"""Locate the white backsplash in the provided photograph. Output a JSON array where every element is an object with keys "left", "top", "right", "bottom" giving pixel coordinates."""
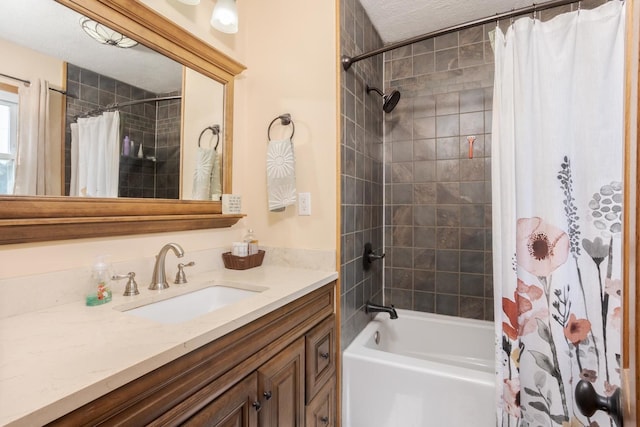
[{"left": 0, "top": 246, "right": 336, "bottom": 319}]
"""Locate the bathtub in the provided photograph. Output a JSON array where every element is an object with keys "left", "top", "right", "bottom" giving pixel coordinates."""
[{"left": 342, "top": 309, "right": 495, "bottom": 427}]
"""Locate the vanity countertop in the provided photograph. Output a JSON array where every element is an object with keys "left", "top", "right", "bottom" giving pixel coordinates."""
[{"left": 0, "top": 265, "right": 338, "bottom": 426}]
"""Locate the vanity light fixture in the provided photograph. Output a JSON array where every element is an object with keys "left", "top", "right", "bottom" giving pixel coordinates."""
[
  {"left": 80, "top": 17, "right": 138, "bottom": 48},
  {"left": 210, "top": 0, "right": 238, "bottom": 34}
]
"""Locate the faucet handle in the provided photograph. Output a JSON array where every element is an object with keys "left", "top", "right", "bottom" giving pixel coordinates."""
[
  {"left": 174, "top": 261, "right": 195, "bottom": 285},
  {"left": 363, "top": 242, "right": 385, "bottom": 271},
  {"left": 112, "top": 272, "right": 140, "bottom": 296}
]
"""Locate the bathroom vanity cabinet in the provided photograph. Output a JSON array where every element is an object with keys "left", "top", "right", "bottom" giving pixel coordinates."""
[{"left": 47, "top": 282, "right": 336, "bottom": 426}]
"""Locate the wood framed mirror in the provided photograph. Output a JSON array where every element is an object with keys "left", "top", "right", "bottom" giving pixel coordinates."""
[{"left": 0, "top": 0, "right": 246, "bottom": 244}]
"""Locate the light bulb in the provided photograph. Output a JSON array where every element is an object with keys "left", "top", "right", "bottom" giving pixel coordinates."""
[{"left": 210, "top": 0, "right": 238, "bottom": 34}]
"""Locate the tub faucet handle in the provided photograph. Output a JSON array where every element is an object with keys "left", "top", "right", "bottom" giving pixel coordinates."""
[{"left": 363, "top": 242, "right": 385, "bottom": 270}]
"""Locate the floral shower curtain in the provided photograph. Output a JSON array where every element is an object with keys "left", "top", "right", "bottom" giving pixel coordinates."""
[{"left": 492, "top": 2, "right": 625, "bottom": 426}]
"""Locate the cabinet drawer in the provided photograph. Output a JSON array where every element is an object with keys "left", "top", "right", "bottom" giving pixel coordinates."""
[
  {"left": 183, "top": 373, "right": 259, "bottom": 427},
  {"left": 305, "top": 377, "right": 336, "bottom": 427},
  {"left": 305, "top": 315, "right": 335, "bottom": 403}
]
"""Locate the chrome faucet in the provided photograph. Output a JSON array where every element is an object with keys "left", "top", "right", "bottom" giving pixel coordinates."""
[
  {"left": 365, "top": 301, "right": 398, "bottom": 319},
  {"left": 149, "top": 243, "right": 184, "bottom": 290}
]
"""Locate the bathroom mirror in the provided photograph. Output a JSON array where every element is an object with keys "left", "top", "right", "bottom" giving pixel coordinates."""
[{"left": 0, "top": 0, "right": 246, "bottom": 244}]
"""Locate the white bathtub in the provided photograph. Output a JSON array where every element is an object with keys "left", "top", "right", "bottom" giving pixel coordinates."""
[{"left": 342, "top": 309, "right": 496, "bottom": 427}]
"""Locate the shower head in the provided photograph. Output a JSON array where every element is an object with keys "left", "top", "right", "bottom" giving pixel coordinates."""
[{"left": 366, "top": 85, "right": 401, "bottom": 113}]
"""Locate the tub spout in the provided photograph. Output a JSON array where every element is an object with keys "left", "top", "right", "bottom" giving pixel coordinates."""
[{"left": 365, "top": 301, "right": 398, "bottom": 319}]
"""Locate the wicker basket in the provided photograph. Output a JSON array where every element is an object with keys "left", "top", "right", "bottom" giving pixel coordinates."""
[{"left": 222, "top": 250, "right": 265, "bottom": 270}]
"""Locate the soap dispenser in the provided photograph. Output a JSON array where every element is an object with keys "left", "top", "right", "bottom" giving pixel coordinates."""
[{"left": 86, "top": 256, "right": 113, "bottom": 306}]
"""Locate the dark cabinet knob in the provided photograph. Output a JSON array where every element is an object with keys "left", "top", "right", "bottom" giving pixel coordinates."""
[
  {"left": 575, "top": 380, "right": 622, "bottom": 427},
  {"left": 252, "top": 401, "right": 262, "bottom": 412},
  {"left": 321, "top": 416, "right": 329, "bottom": 424},
  {"left": 263, "top": 391, "right": 272, "bottom": 400},
  {"left": 319, "top": 352, "right": 330, "bottom": 360}
]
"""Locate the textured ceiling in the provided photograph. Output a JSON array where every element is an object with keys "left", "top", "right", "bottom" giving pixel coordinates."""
[
  {"left": 0, "top": 0, "right": 182, "bottom": 94},
  {"left": 359, "top": 0, "right": 536, "bottom": 43}
]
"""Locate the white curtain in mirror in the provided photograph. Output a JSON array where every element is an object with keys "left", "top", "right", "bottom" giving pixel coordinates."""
[
  {"left": 14, "top": 79, "right": 57, "bottom": 195},
  {"left": 70, "top": 111, "right": 120, "bottom": 197}
]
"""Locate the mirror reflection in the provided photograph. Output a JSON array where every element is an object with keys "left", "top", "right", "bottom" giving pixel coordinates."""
[{"left": 0, "top": 0, "right": 225, "bottom": 200}]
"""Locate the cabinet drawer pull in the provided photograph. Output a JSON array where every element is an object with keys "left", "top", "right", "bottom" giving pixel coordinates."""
[
  {"left": 263, "top": 391, "right": 272, "bottom": 400},
  {"left": 252, "top": 401, "right": 262, "bottom": 412},
  {"left": 319, "top": 352, "right": 330, "bottom": 359},
  {"left": 321, "top": 416, "right": 330, "bottom": 424}
]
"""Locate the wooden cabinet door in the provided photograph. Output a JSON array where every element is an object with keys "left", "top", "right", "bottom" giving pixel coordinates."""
[
  {"left": 305, "top": 378, "right": 336, "bottom": 427},
  {"left": 183, "top": 373, "right": 259, "bottom": 427},
  {"left": 257, "top": 337, "right": 305, "bottom": 427}
]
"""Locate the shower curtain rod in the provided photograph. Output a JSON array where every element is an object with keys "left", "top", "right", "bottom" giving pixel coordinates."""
[
  {"left": 342, "top": 0, "right": 590, "bottom": 71},
  {"left": 0, "top": 72, "right": 68, "bottom": 95},
  {"left": 75, "top": 95, "right": 182, "bottom": 119}
]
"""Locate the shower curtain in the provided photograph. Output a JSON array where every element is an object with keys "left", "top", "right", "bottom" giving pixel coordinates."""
[
  {"left": 70, "top": 111, "right": 120, "bottom": 197},
  {"left": 14, "top": 79, "right": 49, "bottom": 195},
  {"left": 492, "top": 2, "right": 625, "bottom": 426}
]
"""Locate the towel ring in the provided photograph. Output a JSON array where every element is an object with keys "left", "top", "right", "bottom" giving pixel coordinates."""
[
  {"left": 267, "top": 113, "right": 295, "bottom": 141},
  {"left": 198, "top": 125, "right": 220, "bottom": 150}
]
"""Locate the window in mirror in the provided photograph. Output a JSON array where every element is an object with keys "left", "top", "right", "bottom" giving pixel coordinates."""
[{"left": 0, "top": 88, "right": 18, "bottom": 195}]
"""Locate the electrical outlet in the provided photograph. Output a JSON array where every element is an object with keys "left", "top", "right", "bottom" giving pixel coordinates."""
[{"left": 298, "top": 192, "right": 311, "bottom": 216}]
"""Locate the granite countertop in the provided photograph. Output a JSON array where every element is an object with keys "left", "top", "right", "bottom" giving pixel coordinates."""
[{"left": 0, "top": 265, "right": 338, "bottom": 426}]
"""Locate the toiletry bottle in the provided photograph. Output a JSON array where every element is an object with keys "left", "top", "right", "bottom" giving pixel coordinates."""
[
  {"left": 137, "top": 143, "right": 144, "bottom": 158},
  {"left": 86, "top": 256, "right": 113, "bottom": 306},
  {"left": 244, "top": 229, "right": 259, "bottom": 255},
  {"left": 130, "top": 140, "right": 135, "bottom": 156},
  {"left": 123, "top": 135, "right": 130, "bottom": 156}
]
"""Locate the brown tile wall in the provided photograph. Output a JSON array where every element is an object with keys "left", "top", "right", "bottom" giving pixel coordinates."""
[
  {"left": 382, "top": 25, "right": 495, "bottom": 321},
  {"left": 380, "top": 0, "right": 607, "bottom": 321},
  {"left": 341, "top": 0, "right": 608, "bottom": 332},
  {"left": 340, "top": 0, "right": 385, "bottom": 350}
]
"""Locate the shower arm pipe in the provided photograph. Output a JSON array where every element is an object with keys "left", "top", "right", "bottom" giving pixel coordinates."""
[{"left": 342, "top": 0, "right": 586, "bottom": 71}]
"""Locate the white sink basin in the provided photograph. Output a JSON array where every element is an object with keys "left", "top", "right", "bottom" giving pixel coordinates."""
[{"left": 124, "top": 286, "right": 260, "bottom": 324}]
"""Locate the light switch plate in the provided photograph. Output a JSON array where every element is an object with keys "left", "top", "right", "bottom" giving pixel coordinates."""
[{"left": 298, "top": 192, "right": 311, "bottom": 216}]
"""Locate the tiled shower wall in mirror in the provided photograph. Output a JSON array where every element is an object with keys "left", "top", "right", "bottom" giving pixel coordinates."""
[{"left": 65, "top": 64, "right": 180, "bottom": 199}]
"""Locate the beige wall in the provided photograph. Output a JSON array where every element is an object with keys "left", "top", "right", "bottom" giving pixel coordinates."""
[
  {"left": 0, "top": 38, "right": 64, "bottom": 87},
  {"left": 0, "top": 0, "right": 338, "bottom": 279},
  {"left": 181, "top": 67, "right": 225, "bottom": 200}
]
